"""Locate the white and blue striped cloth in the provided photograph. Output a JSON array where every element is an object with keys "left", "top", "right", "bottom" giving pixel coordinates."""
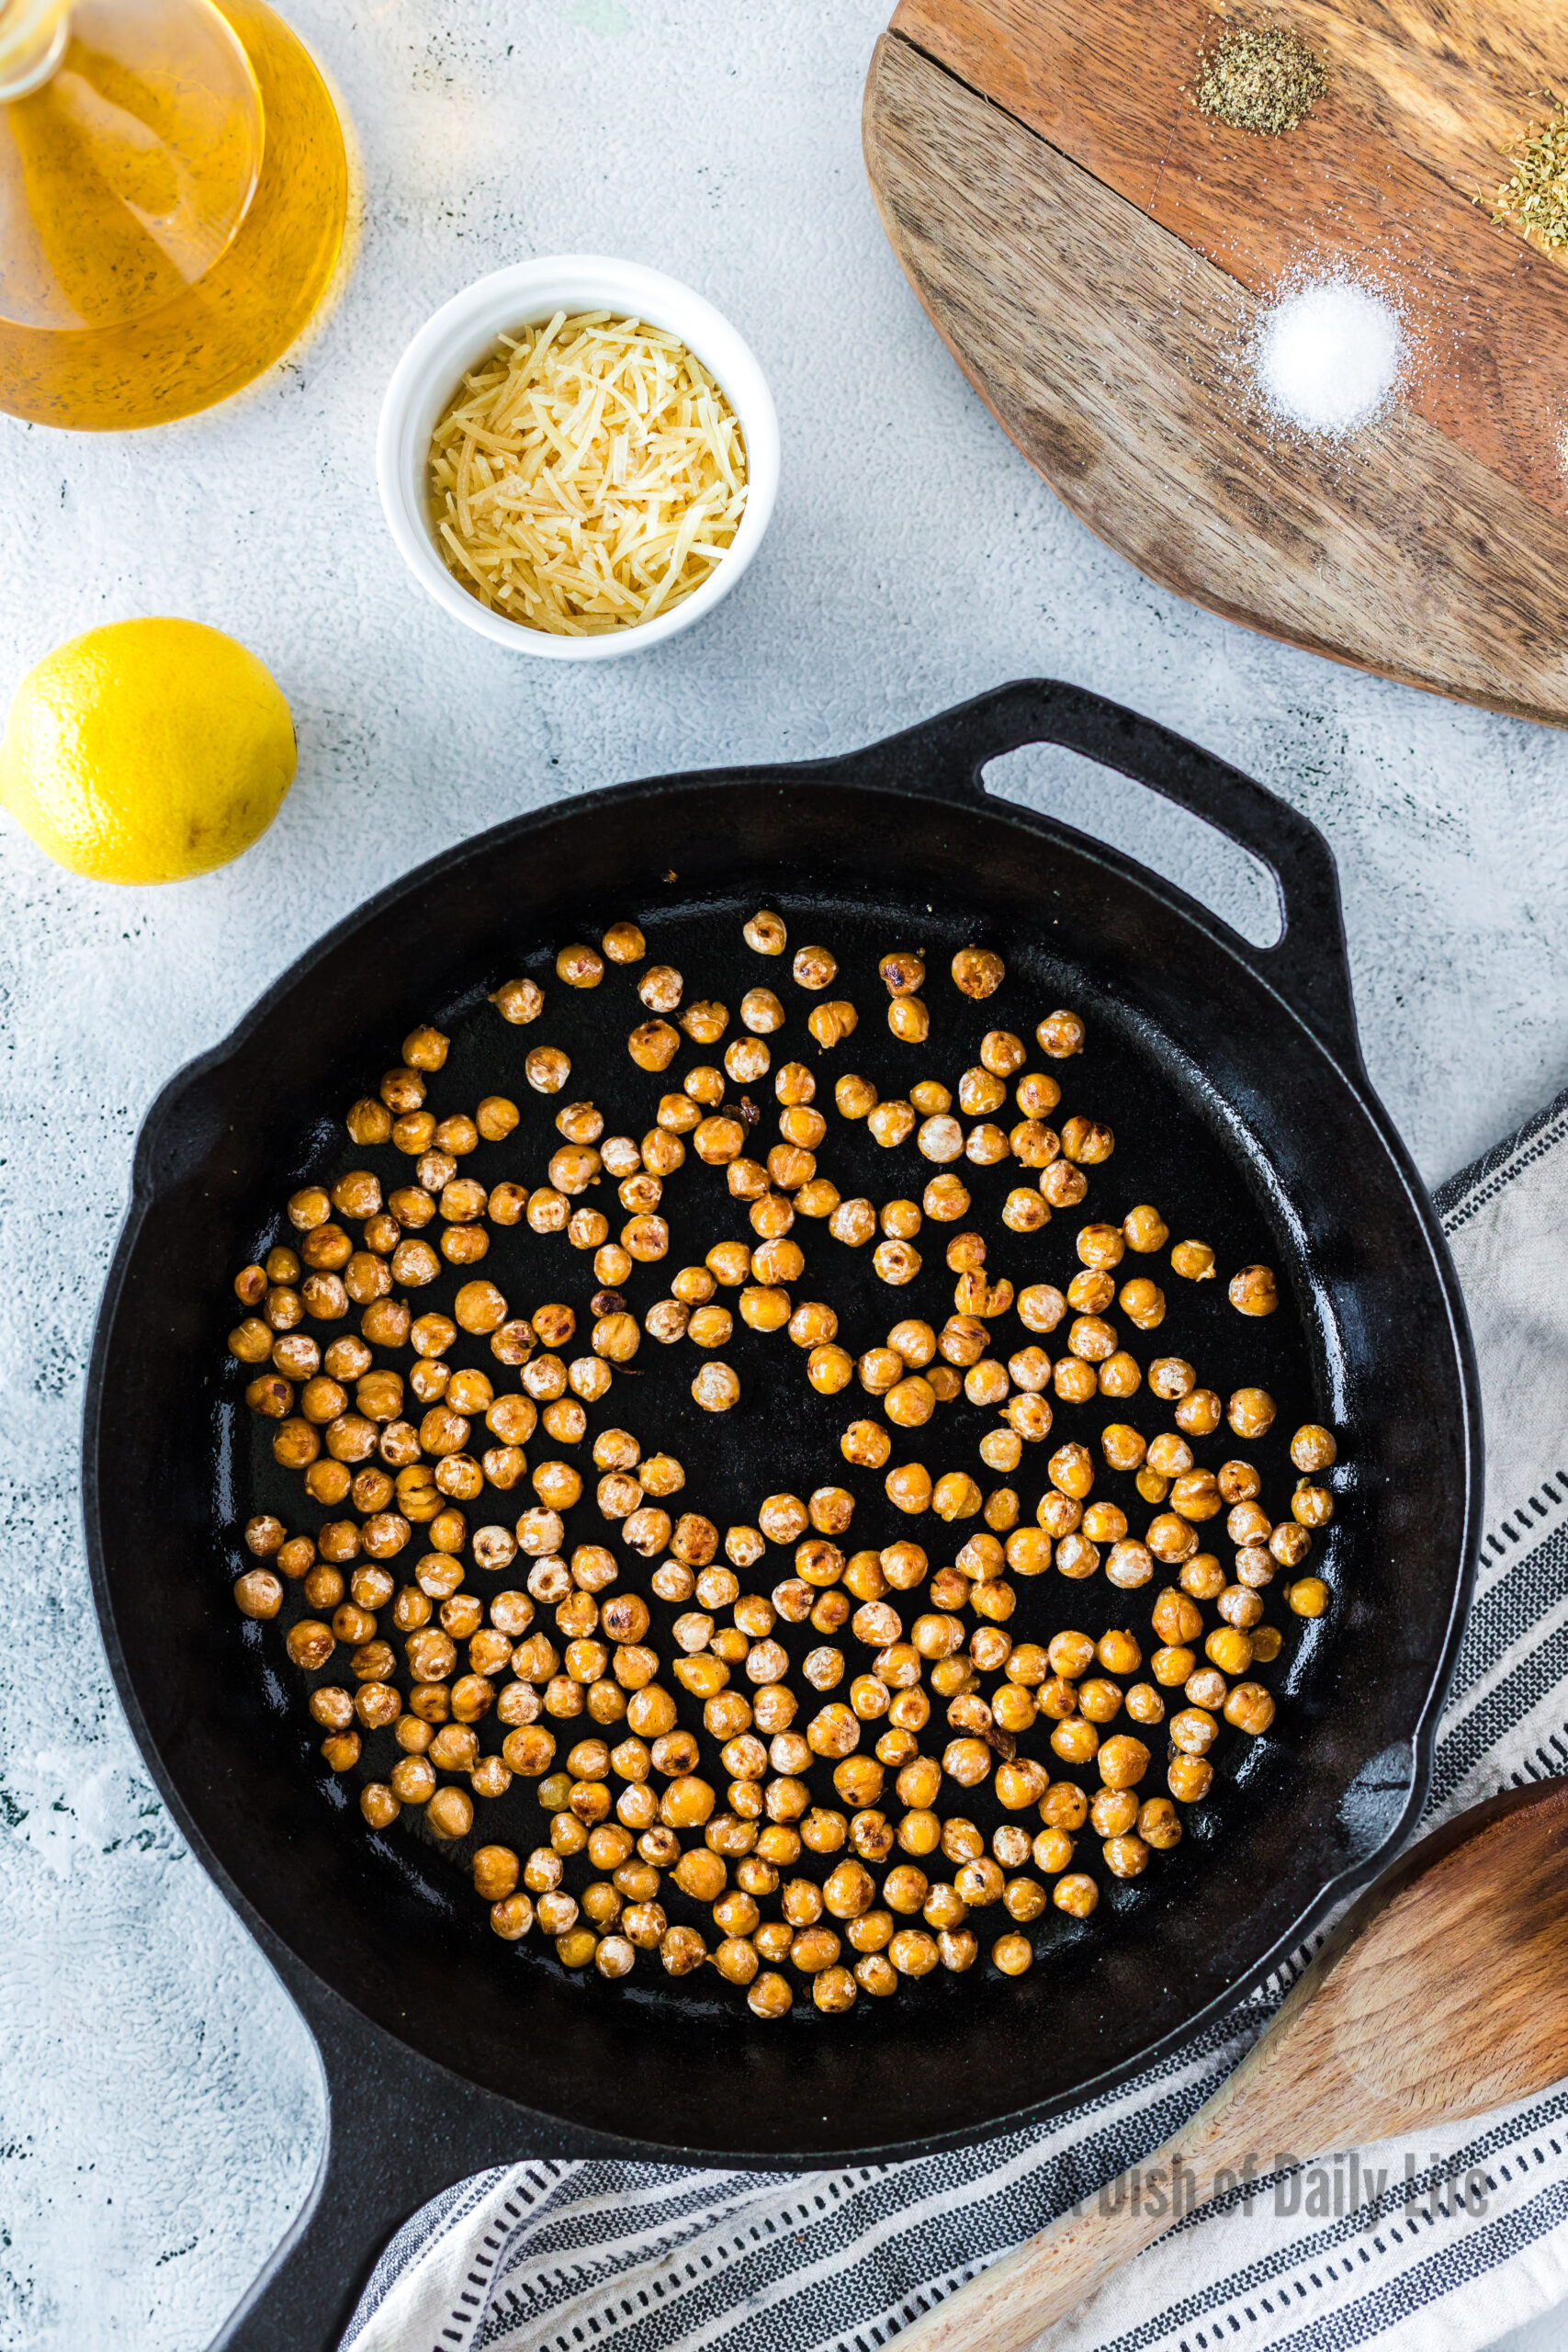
[{"left": 343, "top": 1089, "right": 1568, "bottom": 2352}]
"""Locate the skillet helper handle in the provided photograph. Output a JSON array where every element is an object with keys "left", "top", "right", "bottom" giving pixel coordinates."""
[
  {"left": 871, "top": 678, "right": 1361, "bottom": 1069},
  {"left": 208, "top": 1952, "right": 583, "bottom": 2352}
]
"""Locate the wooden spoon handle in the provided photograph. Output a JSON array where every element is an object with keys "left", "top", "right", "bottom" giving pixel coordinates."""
[
  {"left": 899, "top": 1783, "right": 1568, "bottom": 2352},
  {"left": 896, "top": 2148, "right": 1191, "bottom": 2352}
]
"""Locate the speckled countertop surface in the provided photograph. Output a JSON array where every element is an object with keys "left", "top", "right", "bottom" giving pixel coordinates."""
[{"left": 4, "top": 2, "right": 1568, "bottom": 2344}]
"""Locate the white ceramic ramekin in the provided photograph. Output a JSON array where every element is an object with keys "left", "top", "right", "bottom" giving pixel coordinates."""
[{"left": 377, "top": 256, "right": 779, "bottom": 659}]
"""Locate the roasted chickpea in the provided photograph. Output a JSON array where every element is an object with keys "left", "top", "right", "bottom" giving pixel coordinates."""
[
  {"left": 692, "top": 1363, "right": 740, "bottom": 1413},
  {"left": 525, "top": 1046, "right": 571, "bottom": 1095},
  {"left": 1228, "top": 1387, "right": 1277, "bottom": 1440},
  {"left": 1292, "top": 1421, "right": 1338, "bottom": 1473},
  {"left": 946, "top": 945, "right": 1001, "bottom": 1000},
  {"left": 807, "top": 1000, "right": 858, "bottom": 1048},
  {"left": 1229, "top": 1263, "right": 1280, "bottom": 1317},
  {"left": 1061, "top": 1115, "right": 1113, "bottom": 1164},
  {"left": 1175, "top": 1388, "right": 1223, "bottom": 1438},
  {"left": 1277, "top": 1476, "right": 1328, "bottom": 1534}
]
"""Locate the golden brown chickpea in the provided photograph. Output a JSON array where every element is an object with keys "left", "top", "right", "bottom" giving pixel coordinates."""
[
  {"left": 769, "top": 1062, "right": 815, "bottom": 1113},
  {"left": 1033, "top": 1009, "right": 1082, "bottom": 1059},
  {"left": 778, "top": 1109, "right": 827, "bottom": 1156},
  {"left": 434, "top": 1115, "right": 478, "bottom": 1159},
  {"left": 878, "top": 950, "right": 925, "bottom": 997},
  {"left": 1201, "top": 1626, "right": 1250, "bottom": 1679},
  {"left": 525, "top": 1046, "right": 571, "bottom": 1095},
  {"left": 1287, "top": 1575, "right": 1331, "bottom": 1619},
  {"left": 1224, "top": 1387, "right": 1275, "bottom": 1442},
  {"left": 958, "top": 1066, "right": 1007, "bottom": 1117},
  {"left": 692, "top": 1363, "right": 741, "bottom": 1413},
  {"left": 1020, "top": 1124, "right": 1066, "bottom": 1185},
  {"left": 750, "top": 1238, "right": 803, "bottom": 1288},
  {"left": 742, "top": 1969, "right": 790, "bottom": 2019},
  {"left": 947, "top": 945, "right": 1002, "bottom": 1000},
  {"left": 1169, "top": 1389, "right": 1219, "bottom": 1441},
  {"left": 1089, "top": 1786, "right": 1138, "bottom": 1839},
  {"left": 422, "top": 1785, "right": 472, "bottom": 1840},
  {"left": 380, "top": 1065, "right": 426, "bottom": 1116},
  {"left": 1096, "top": 1833, "right": 1146, "bottom": 1881},
  {"left": 1073, "top": 1220, "right": 1122, "bottom": 1272},
  {"left": 710, "top": 1934, "right": 759, "bottom": 1986},
  {"left": 392, "top": 1112, "right": 436, "bottom": 1156},
  {"left": 245, "top": 1373, "right": 295, "bottom": 1420},
  {"left": 736, "top": 987, "right": 784, "bottom": 1037},
  {"left": 963, "top": 1035, "right": 1021, "bottom": 1090},
  {"left": 231, "top": 1567, "right": 283, "bottom": 1621},
  {"left": 829, "top": 1076, "right": 877, "bottom": 1132},
  {"left": 388, "top": 1749, "right": 437, "bottom": 1805},
  {"left": 789, "top": 1170, "right": 841, "bottom": 1213},
  {"left": 1120, "top": 1284, "right": 1168, "bottom": 1343},
  {"left": 478, "top": 1192, "right": 524, "bottom": 1240},
  {"left": 768, "top": 1143, "right": 816, "bottom": 1193},
  {"left": 230, "top": 1317, "right": 276, "bottom": 1374},
  {"left": 678, "top": 1301, "right": 730, "bottom": 1354},
  {"left": 345, "top": 1091, "right": 395, "bottom": 1145},
  {"left": 996, "top": 1188, "right": 1045, "bottom": 1238},
  {"left": 1109, "top": 1202, "right": 1163, "bottom": 1255},
  {"left": 864, "top": 1100, "right": 913, "bottom": 1153},
  {"left": 1168, "top": 1702, "right": 1219, "bottom": 1758},
  {"left": 1230, "top": 1264, "right": 1280, "bottom": 1317},
  {"left": 808, "top": 1486, "right": 860, "bottom": 1543},
  {"left": 1046, "top": 1871, "right": 1097, "bottom": 1923},
  {"left": 1292, "top": 1422, "right": 1339, "bottom": 1473},
  {"left": 1043, "top": 1164, "right": 1089, "bottom": 1209},
  {"left": 1292, "top": 1482, "right": 1334, "bottom": 1530},
  {"left": 288, "top": 1184, "right": 332, "bottom": 1232},
  {"left": 799, "top": 1343, "right": 850, "bottom": 1399},
  {"left": 550, "top": 943, "right": 602, "bottom": 989},
  {"left": 887, "top": 997, "right": 931, "bottom": 1046},
  {"left": 315, "top": 1725, "right": 359, "bottom": 1771},
  {"left": 590, "top": 1933, "right": 634, "bottom": 1980},
  {"left": 1041, "top": 1442, "right": 1090, "bottom": 1505},
  {"left": 933, "top": 1472, "right": 983, "bottom": 1522},
  {"left": 1061, "top": 1115, "right": 1114, "bottom": 1165},
  {"left": 1066, "top": 1269, "right": 1113, "bottom": 1315},
  {"left": 965, "top": 1122, "right": 1011, "bottom": 1168},
  {"left": 626, "top": 1019, "right": 679, "bottom": 1072},
  {"left": 808, "top": 1001, "right": 858, "bottom": 1047},
  {"left": 1269, "top": 1521, "right": 1312, "bottom": 1571},
  {"left": 1164, "top": 1754, "right": 1213, "bottom": 1805},
  {"left": 783, "top": 940, "right": 835, "bottom": 992}
]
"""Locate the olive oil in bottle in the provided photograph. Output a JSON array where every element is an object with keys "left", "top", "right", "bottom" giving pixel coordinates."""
[{"left": 0, "top": 0, "right": 347, "bottom": 428}]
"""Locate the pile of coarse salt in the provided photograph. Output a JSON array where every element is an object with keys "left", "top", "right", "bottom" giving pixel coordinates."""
[{"left": 1251, "top": 276, "right": 1406, "bottom": 436}]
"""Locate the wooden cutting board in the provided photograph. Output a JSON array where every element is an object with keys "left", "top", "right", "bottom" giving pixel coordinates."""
[{"left": 863, "top": 2, "right": 1568, "bottom": 725}]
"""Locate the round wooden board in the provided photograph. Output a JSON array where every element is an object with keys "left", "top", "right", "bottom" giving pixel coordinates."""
[{"left": 863, "top": 3, "right": 1568, "bottom": 725}]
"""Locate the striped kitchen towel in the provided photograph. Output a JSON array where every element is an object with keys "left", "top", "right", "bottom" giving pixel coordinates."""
[{"left": 342, "top": 1085, "right": 1568, "bottom": 2352}]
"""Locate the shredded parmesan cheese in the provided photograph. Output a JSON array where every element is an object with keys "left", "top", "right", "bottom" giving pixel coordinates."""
[{"left": 428, "top": 311, "right": 750, "bottom": 635}]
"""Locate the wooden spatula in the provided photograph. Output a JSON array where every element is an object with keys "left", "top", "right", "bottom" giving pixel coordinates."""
[{"left": 898, "top": 1779, "right": 1568, "bottom": 2352}]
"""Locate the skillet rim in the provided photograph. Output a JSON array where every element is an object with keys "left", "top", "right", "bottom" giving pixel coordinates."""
[{"left": 82, "top": 695, "right": 1483, "bottom": 2165}]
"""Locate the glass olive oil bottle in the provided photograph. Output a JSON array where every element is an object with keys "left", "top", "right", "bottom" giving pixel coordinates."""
[{"left": 0, "top": 0, "right": 347, "bottom": 427}]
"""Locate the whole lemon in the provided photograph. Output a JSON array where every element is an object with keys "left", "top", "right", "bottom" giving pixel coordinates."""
[{"left": 0, "top": 618, "right": 297, "bottom": 884}]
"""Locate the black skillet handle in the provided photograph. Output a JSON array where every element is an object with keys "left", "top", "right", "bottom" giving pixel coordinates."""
[
  {"left": 208, "top": 1938, "right": 608, "bottom": 2352},
  {"left": 856, "top": 679, "right": 1362, "bottom": 1069}
]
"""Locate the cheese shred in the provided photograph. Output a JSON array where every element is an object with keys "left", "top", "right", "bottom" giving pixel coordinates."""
[{"left": 428, "top": 311, "right": 750, "bottom": 635}]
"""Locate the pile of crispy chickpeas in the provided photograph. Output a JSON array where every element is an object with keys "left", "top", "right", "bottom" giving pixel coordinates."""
[{"left": 228, "top": 910, "right": 1337, "bottom": 2018}]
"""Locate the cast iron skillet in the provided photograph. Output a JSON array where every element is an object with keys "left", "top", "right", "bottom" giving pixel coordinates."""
[{"left": 84, "top": 682, "right": 1480, "bottom": 2352}]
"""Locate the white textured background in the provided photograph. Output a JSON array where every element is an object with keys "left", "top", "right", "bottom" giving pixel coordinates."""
[{"left": 3, "top": 1, "right": 1568, "bottom": 2345}]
